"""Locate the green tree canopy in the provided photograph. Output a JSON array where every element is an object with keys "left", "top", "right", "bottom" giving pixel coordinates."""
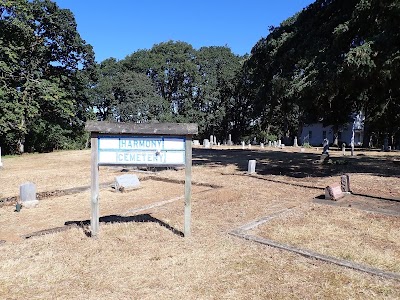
[{"left": 0, "top": 0, "right": 95, "bottom": 153}]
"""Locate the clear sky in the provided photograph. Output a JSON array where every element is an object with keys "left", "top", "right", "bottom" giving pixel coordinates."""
[{"left": 54, "top": 0, "right": 315, "bottom": 63}]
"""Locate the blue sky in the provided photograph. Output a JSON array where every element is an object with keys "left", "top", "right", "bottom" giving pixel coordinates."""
[{"left": 54, "top": 0, "right": 315, "bottom": 63}]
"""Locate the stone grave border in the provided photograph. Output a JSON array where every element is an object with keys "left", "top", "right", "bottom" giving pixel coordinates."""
[
  {"left": 229, "top": 208, "right": 400, "bottom": 281},
  {"left": 85, "top": 121, "right": 198, "bottom": 237}
]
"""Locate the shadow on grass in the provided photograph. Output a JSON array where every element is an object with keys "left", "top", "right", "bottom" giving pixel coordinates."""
[
  {"left": 192, "top": 148, "right": 400, "bottom": 178},
  {"left": 65, "top": 214, "right": 184, "bottom": 238}
]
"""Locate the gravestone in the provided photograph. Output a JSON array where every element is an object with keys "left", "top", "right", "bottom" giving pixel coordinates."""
[
  {"left": 193, "top": 140, "right": 200, "bottom": 146},
  {"left": 248, "top": 160, "right": 256, "bottom": 174},
  {"left": 210, "top": 135, "right": 214, "bottom": 146},
  {"left": 213, "top": 136, "right": 217, "bottom": 145},
  {"left": 228, "top": 134, "right": 233, "bottom": 146},
  {"left": 281, "top": 144, "right": 285, "bottom": 149},
  {"left": 273, "top": 141, "right": 277, "bottom": 147},
  {"left": 342, "top": 143, "right": 346, "bottom": 156},
  {"left": 260, "top": 143, "right": 264, "bottom": 148},
  {"left": 20, "top": 182, "right": 39, "bottom": 208},
  {"left": 248, "top": 144, "right": 251, "bottom": 149},
  {"left": 278, "top": 140, "right": 281, "bottom": 147},
  {"left": 293, "top": 137, "right": 298, "bottom": 147},
  {"left": 384, "top": 137, "right": 389, "bottom": 151},
  {"left": 0, "top": 146, "right": 3, "bottom": 168},
  {"left": 241, "top": 141, "right": 245, "bottom": 149},
  {"left": 268, "top": 141, "right": 272, "bottom": 147},
  {"left": 341, "top": 174, "right": 350, "bottom": 193},
  {"left": 325, "top": 183, "right": 345, "bottom": 201},
  {"left": 115, "top": 174, "right": 140, "bottom": 192},
  {"left": 203, "top": 139, "right": 210, "bottom": 148}
]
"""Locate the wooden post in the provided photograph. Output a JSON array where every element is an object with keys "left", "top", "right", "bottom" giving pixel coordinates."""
[
  {"left": 90, "top": 135, "right": 99, "bottom": 237},
  {"left": 184, "top": 135, "right": 192, "bottom": 237}
]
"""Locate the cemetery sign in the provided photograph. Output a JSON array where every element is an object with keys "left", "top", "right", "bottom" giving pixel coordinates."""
[{"left": 85, "top": 121, "right": 198, "bottom": 237}]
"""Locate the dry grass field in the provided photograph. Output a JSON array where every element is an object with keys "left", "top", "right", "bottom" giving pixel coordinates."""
[{"left": 0, "top": 145, "right": 399, "bottom": 299}]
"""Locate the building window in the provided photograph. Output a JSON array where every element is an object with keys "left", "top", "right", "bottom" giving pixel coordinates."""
[{"left": 322, "top": 131, "right": 327, "bottom": 139}]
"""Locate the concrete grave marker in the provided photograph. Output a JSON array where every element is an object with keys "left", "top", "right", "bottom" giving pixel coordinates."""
[
  {"left": 248, "top": 160, "right": 256, "bottom": 174},
  {"left": 341, "top": 174, "right": 351, "bottom": 193},
  {"left": 115, "top": 174, "right": 140, "bottom": 192},
  {"left": 325, "top": 183, "right": 345, "bottom": 201},
  {"left": 228, "top": 134, "right": 233, "bottom": 146},
  {"left": 20, "top": 182, "right": 39, "bottom": 208},
  {"left": 342, "top": 143, "right": 346, "bottom": 156},
  {"left": 193, "top": 140, "right": 200, "bottom": 146},
  {"left": 293, "top": 137, "right": 298, "bottom": 147},
  {"left": 203, "top": 139, "right": 210, "bottom": 148},
  {"left": 260, "top": 143, "right": 264, "bottom": 148},
  {"left": 0, "top": 146, "right": 3, "bottom": 168},
  {"left": 242, "top": 141, "right": 245, "bottom": 149},
  {"left": 268, "top": 141, "right": 272, "bottom": 147},
  {"left": 210, "top": 135, "right": 214, "bottom": 146}
]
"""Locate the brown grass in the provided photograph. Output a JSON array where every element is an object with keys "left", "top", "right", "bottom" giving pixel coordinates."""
[
  {"left": 0, "top": 146, "right": 399, "bottom": 299},
  {"left": 254, "top": 204, "right": 400, "bottom": 273}
]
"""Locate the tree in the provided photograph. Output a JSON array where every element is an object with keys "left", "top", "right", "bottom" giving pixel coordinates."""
[{"left": 0, "top": 0, "right": 95, "bottom": 153}]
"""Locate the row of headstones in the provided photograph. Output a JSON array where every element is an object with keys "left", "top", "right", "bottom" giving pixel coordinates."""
[
  {"left": 194, "top": 138, "right": 292, "bottom": 148},
  {"left": 15, "top": 174, "right": 141, "bottom": 211}
]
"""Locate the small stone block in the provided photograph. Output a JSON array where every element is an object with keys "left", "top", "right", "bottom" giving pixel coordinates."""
[
  {"left": 248, "top": 160, "right": 256, "bottom": 174},
  {"left": 325, "top": 183, "right": 345, "bottom": 201},
  {"left": 115, "top": 174, "right": 140, "bottom": 192},
  {"left": 341, "top": 174, "right": 350, "bottom": 192},
  {"left": 20, "top": 182, "right": 37, "bottom": 202}
]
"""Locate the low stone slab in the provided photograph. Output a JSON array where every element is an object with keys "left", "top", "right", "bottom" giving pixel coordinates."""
[
  {"left": 115, "top": 174, "right": 140, "bottom": 192},
  {"left": 325, "top": 183, "right": 345, "bottom": 201}
]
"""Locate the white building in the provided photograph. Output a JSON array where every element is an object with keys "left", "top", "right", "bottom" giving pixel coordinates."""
[{"left": 300, "top": 112, "right": 364, "bottom": 146}]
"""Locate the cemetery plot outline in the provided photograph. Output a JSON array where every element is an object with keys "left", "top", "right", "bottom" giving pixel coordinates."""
[{"left": 97, "top": 135, "right": 186, "bottom": 165}]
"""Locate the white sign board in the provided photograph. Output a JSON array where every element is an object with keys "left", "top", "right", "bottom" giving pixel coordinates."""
[{"left": 98, "top": 136, "right": 186, "bottom": 166}]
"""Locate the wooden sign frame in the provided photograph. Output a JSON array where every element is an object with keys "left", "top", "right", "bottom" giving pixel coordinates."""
[{"left": 85, "top": 121, "right": 198, "bottom": 238}]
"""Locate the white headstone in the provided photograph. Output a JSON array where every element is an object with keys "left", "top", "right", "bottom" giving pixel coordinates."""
[
  {"left": 268, "top": 141, "right": 272, "bottom": 147},
  {"left": 0, "top": 146, "right": 3, "bottom": 167},
  {"left": 210, "top": 135, "right": 214, "bottom": 146},
  {"left": 20, "top": 182, "right": 39, "bottom": 208},
  {"left": 273, "top": 141, "right": 277, "bottom": 147},
  {"left": 260, "top": 143, "right": 264, "bottom": 148},
  {"left": 115, "top": 174, "right": 140, "bottom": 192},
  {"left": 278, "top": 140, "right": 281, "bottom": 147},
  {"left": 217, "top": 142, "right": 220, "bottom": 146},
  {"left": 242, "top": 141, "right": 245, "bottom": 149},
  {"left": 248, "top": 160, "right": 256, "bottom": 174},
  {"left": 248, "top": 144, "right": 251, "bottom": 149},
  {"left": 213, "top": 136, "right": 217, "bottom": 145},
  {"left": 203, "top": 139, "right": 210, "bottom": 148},
  {"left": 342, "top": 143, "right": 346, "bottom": 156},
  {"left": 294, "top": 137, "right": 298, "bottom": 147},
  {"left": 193, "top": 140, "right": 200, "bottom": 146}
]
